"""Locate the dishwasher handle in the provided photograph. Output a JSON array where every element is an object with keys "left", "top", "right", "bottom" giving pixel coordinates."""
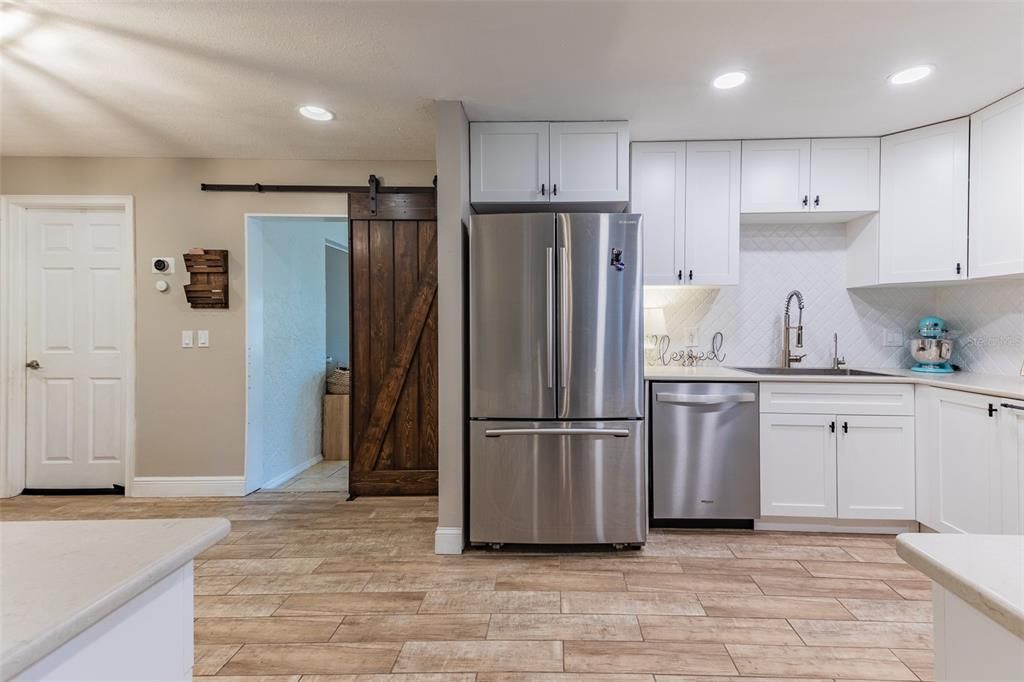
[{"left": 655, "top": 392, "right": 756, "bottom": 406}]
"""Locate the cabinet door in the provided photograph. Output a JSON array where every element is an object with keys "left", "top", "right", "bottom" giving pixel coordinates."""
[
  {"left": 810, "top": 138, "right": 880, "bottom": 212},
  {"left": 470, "top": 122, "right": 549, "bottom": 203},
  {"left": 741, "top": 139, "right": 811, "bottom": 213},
  {"left": 997, "top": 400, "right": 1024, "bottom": 534},
  {"left": 630, "top": 142, "right": 685, "bottom": 285},
  {"left": 969, "top": 90, "right": 1024, "bottom": 279},
  {"left": 685, "top": 141, "right": 741, "bottom": 285},
  {"left": 760, "top": 413, "right": 836, "bottom": 518},
  {"left": 837, "top": 415, "right": 914, "bottom": 520},
  {"left": 879, "top": 118, "right": 969, "bottom": 284},
  {"left": 916, "top": 387, "right": 1000, "bottom": 533},
  {"left": 549, "top": 122, "right": 629, "bottom": 202}
]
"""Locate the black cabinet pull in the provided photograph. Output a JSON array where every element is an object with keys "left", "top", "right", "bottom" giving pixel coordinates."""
[
  {"left": 830, "top": 421, "right": 835, "bottom": 433},
  {"left": 688, "top": 269, "right": 693, "bottom": 281},
  {"left": 814, "top": 195, "right": 820, "bottom": 207},
  {"left": 553, "top": 184, "right": 558, "bottom": 196},
  {"left": 989, "top": 403, "right": 998, "bottom": 417},
  {"left": 540, "top": 183, "right": 546, "bottom": 196},
  {"left": 841, "top": 421, "right": 849, "bottom": 433},
  {"left": 1001, "top": 403, "right": 1024, "bottom": 411},
  {"left": 677, "top": 270, "right": 683, "bottom": 281},
  {"left": 956, "top": 262, "right": 962, "bottom": 275},
  {"left": 802, "top": 195, "right": 809, "bottom": 207}
]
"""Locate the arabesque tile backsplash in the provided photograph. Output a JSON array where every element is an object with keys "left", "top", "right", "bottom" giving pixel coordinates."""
[{"left": 644, "top": 224, "right": 1024, "bottom": 375}]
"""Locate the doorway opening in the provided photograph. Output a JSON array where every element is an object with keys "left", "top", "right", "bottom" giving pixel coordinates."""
[{"left": 244, "top": 214, "right": 350, "bottom": 494}]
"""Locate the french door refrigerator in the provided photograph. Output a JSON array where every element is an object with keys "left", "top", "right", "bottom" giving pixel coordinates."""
[{"left": 469, "top": 213, "right": 645, "bottom": 546}]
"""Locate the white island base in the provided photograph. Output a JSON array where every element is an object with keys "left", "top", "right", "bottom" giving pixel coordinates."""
[
  {"left": 14, "top": 564, "right": 194, "bottom": 681},
  {"left": 897, "top": 533, "right": 1024, "bottom": 682},
  {"left": 2, "top": 518, "right": 229, "bottom": 681}
]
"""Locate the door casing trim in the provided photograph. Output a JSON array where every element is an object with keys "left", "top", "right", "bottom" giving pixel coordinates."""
[{"left": 0, "top": 195, "right": 136, "bottom": 498}]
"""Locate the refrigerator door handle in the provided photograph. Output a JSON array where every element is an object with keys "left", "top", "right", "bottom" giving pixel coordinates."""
[
  {"left": 559, "top": 246, "right": 570, "bottom": 392},
  {"left": 484, "top": 427, "right": 630, "bottom": 438},
  {"left": 655, "top": 392, "right": 757, "bottom": 405},
  {"left": 546, "top": 247, "right": 554, "bottom": 389}
]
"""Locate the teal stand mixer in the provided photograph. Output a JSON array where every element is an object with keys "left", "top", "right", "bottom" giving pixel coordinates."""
[{"left": 910, "top": 315, "right": 955, "bottom": 374}]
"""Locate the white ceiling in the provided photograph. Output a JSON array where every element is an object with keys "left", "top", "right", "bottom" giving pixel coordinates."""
[{"left": 3, "top": 1, "right": 1022, "bottom": 160}]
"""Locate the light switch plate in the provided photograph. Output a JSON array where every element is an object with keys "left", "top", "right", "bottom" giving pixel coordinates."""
[
  {"left": 197, "top": 330, "right": 209, "bottom": 348},
  {"left": 883, "top": 329, "right": 904, "bottom": 347},
  {"left": 181, "top": 330, "right": 193, "bottom": 348}
]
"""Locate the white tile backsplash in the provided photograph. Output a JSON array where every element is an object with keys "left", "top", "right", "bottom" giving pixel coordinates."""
[{"left": 644, "top": 223, "right": 1024, "bottom": 375}]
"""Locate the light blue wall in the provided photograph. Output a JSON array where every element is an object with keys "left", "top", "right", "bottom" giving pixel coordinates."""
[
  {"left": 325, "top": 245, "right": 350, "bottom": 370},
  {"left": 250, "top": 216, "right": 347, "bottom": 485}
]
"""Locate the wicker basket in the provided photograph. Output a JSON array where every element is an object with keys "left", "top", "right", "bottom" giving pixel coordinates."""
[{"left": 326, "top": 368, "right": 351, "bottom": 395}]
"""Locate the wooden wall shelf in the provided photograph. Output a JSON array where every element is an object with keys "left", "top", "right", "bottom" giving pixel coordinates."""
[{"left": 183, "top": 249, "right": 229, "bottom": 309}]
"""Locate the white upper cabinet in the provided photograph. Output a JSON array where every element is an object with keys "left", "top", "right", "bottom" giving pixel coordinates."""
[
  {"left": 631, "top": 140, "right": 741, "bottom": 286},
  {"left": 836, "top": 415, "right": 915, "bottom": 520},
  {"left": 809, "top": 138, "right": 880, "bottom": 212},
  {"left": 685, "top": 141, "right": 741, "bottom": 285},
  {"left": 878, "top": 118, "right": 969, "bottom": 284},
  {"left": 470, "top": 122, "right": 550, "bottom": 203},
  {"left": 969, "top": 90, "right": 1024, "bottom": 279},
  {"left": 549, "top": 122, "right": 629, "bottom": 203},
  {"left": 470, "top": 121, "right": 628, "bottom": 204},
  {"left": 630, "top": 142, "right": 685, "bottom": 285},
  {"left": 741, "top": 139, "right": 811, "bottom": 213}
]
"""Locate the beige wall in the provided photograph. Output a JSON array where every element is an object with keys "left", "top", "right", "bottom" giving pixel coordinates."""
[
  {"left": 433, "top": 102, "right": 470, "bottom": 549},
  {"left": 1, "top": 156, "right": 436, "bottom": 478}
]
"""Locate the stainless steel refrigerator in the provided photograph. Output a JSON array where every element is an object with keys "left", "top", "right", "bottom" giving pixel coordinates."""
[{"left": 468, "top": 213, "right": 646, "bottom": 546}]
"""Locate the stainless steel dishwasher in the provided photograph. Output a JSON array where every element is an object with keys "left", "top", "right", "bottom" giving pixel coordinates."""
[{"left": 651, "top": 382, "right": 759, "bottom": 522}]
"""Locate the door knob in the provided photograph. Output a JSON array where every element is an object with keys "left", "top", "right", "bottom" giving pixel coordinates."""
[{"left": 26, "top": 360, "right": 41, "bottom": 370}]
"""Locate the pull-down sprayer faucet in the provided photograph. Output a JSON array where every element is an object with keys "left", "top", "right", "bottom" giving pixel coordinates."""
[{"left": 783, "top": 290, "right": 806, "bottom": 368}]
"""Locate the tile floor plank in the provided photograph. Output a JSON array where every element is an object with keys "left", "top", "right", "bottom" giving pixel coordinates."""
[
  {"left": 220, "top": 643, "right": 402, "bottom": 675},
  {"left": 625, "top": 572, "right": 761, "bottom": 595},
  {"left": 638, "top": 615, "right": 803, "bottom": 645},
  {"left": 562, "top": 591, "right": 705, "bottom": 616},
  {"left": 788, "top": 618, "right": 933, "bottom": 649},
  {"left": 564, "top": 641, "right": 737, "bottom": 675},
  {"left": 419, "top": 590, "right": 560, "bottom": 614},
  {"left": 195, "top": 616, "right": 342, "bottom": 644},
  {"left": 698, "top": 594, "right": 855, "bottom": 620},
  {"left": 195, "top": 594, "right": 289, "bottom": 617},
  {"left": 496, "top": 571, "right": 626, "bottom": 592},
  {"left": 275, "top": 592, "right": 426, "bottom": 616},
  {"left": 839, "top": 597, "right": 933, "bottom": 622},
  {"left": 393, "top": 641, "right": 563, "bottom": 673},
  {"left": 488, "top": 614, "right": 643, "bottom": 641},
  {"left": 726, "top": 643, "right": 917, "bottom": 680},
  {"left": 331, "top": 614, "right": 490, "bottom": 642},
  {"left": 753, "top": 574, "right": 902, "bottom": 600}
]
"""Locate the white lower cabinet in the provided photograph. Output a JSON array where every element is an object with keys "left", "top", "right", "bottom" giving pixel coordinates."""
[
  {"left": 837, "top": 415, "right": 915, "bottom": 519},
  {"left": 760, "top": 413, "right": 837, "bottom": 517},
  {"left": 760, "top": 382, "right": 916, "bottom": 522},
  {"left": 916, "top": 386, "right": 1022, "bottom": 534}
]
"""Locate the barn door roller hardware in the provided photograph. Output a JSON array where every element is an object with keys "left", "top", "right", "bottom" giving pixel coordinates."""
[
  {"left": 199, "top": 175, "right": 437, "bottom": 196},
  {"left": 368, "top": 174, "right": 379, "bottom": 216}
]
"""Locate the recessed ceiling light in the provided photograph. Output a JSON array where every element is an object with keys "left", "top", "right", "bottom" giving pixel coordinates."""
[
  {"left": 888, "top": 65, "right": 934, "bottom": 85},
  {"left": 298, "top": 105, "right": 335, "bottom": 121},
  {"left": 712, "top": 71, "right": 747, "bottom": 90}
]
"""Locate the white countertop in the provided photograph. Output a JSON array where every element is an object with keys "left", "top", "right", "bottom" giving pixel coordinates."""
[
  {"left": 896, "top": 533, "right": 1024, "bottom": 639},
  {"left": 644, "top": 365, "right": 1024, "bottom": 401},
  {"left": 1, "top": 517, "right": 230, "bottom": 679}
]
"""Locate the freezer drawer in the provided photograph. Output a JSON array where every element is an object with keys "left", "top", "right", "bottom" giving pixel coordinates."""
[
  {"left": 651, "top": 382, "right": 759, "bottom": 520},
  {"left": 469, "top": 420, "right": 646, "bottom": 545}
]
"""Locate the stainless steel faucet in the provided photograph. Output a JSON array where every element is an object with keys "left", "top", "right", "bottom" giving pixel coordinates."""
[
  {"left": 782, "top": 290, "right": 806, "bottom": 368},
  {"left": 832, "top": 332, "right": 846, "bottom": 370}
]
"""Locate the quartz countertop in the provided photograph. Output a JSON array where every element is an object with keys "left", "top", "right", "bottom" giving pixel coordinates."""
[
  {"left": 896, "top": 533, "right": 1024, "bottom": 639},
  {"left": 644, "top": 365, "right": 1024, "bottom": 401},
  {"left": 1, "top": 517, "right": 230, "bottom": 679}
]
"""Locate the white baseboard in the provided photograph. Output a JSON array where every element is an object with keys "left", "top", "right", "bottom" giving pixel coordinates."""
[
  {"left": 130, "top": 476, "right": 246, "bottom": 498},
  {"left": 260, "top": 454, "right": 323, "bottom": 490},
  {"left": 755, "top": 517, "right": 919, "bottom": 535},
  {"left": 434, "top": 526, "right": 464, "bottom": 554}
]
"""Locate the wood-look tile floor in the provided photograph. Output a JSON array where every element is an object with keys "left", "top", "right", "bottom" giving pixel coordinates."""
[
  {"left": 1, "top": 492, "right": 934, "bottom": 681},
  {"left": 267, "top": 460, "right": 349, "bottom": 493}
]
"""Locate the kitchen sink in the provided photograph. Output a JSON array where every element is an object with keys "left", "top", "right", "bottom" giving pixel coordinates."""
[{"left": 732, "top": 367, "right": 895, "bottom": 377}]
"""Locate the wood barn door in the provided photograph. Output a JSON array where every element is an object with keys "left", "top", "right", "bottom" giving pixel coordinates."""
[{"left": 349, "top": 191, "right": 438, "bottom": 496}]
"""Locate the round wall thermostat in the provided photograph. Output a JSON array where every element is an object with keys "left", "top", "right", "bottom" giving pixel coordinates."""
[{"left": 155, "top": 280, "right": 170, "bottom": 292}]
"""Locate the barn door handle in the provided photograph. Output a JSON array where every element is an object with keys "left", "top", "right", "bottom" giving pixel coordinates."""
[{"left": 26, "top": 360, "right": 41, "bottom": 370}]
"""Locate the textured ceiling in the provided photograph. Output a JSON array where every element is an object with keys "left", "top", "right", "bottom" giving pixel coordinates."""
[{"left": 2, "top": 1, "right": 1022, "bottom": 160}]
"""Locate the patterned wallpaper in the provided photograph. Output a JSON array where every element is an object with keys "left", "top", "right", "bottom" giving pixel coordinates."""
[{"left": 644, "top": 224, "right": 1024, "bottom": 375}]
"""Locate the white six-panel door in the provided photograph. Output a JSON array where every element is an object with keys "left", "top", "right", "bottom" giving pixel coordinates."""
[{"left": 25, "top": 208, "right": 131, "bottom": 489}]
